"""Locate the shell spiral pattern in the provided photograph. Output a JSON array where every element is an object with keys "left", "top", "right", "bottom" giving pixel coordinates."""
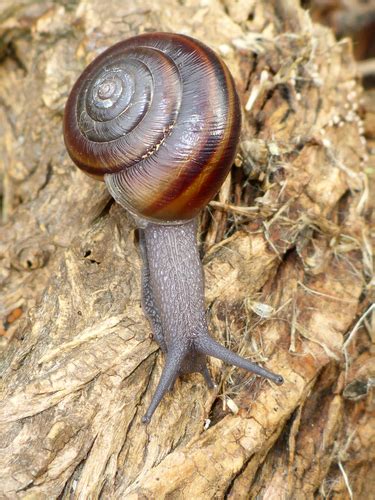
[{"left": 63, "top": 32, "right": 241, "bottom": 221}]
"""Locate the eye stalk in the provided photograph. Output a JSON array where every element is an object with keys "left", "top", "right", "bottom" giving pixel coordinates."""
[{"left": 64, "top": 32, "right": 283, "bottom": 424}]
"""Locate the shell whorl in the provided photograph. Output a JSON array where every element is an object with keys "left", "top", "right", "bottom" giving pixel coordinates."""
[{"left": 63, "top": 32, "right": 241, "bottom": 221}]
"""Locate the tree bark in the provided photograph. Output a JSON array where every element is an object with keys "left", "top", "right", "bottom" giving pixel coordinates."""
[{"left": 0, "top": 0, "right": 373, "bottom": 498}]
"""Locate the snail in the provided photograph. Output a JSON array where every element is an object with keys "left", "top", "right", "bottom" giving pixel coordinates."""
[{"left": 63, "top": 32, "right": 283, "bottom": 424}]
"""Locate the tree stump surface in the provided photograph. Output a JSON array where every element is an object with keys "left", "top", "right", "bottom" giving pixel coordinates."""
[{"left": 0, "top": 0, "right": 373, "bottom": 498}]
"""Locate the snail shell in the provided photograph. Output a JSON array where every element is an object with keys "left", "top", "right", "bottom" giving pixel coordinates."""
[{"left": 63, "top": 32, "right": 241, "bottom": 222}]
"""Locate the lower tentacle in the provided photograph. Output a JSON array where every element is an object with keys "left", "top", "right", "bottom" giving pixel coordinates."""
[{"left": 201, "top": 365, "right": 215, "bottom": 388}]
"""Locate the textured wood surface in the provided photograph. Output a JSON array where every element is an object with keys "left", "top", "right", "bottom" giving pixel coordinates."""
[{"left": 0, "top": 0, "right": 373, "bottom": 498}]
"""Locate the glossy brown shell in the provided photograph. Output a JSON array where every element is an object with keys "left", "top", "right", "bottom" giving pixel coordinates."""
[{"left": 63, "top": 32, "right": 241, "bottom": 221}]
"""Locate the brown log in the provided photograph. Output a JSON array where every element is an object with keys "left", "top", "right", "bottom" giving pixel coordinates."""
[{"left": 0, "top": 0, "right": 373, "bottom": 498}]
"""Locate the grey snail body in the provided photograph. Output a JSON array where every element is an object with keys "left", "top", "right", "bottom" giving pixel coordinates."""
[{"left": 63, "top": 32, "right": 283, "bottom": 423}]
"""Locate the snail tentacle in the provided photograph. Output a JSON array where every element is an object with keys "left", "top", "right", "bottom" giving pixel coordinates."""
[
  {"left": 201, "top": 365, "right": 215, "bottom": 389},
  {"left": 195, "top": 335, "right": 284, "bottom": 386},
  {"left": 142, "top": 346, "right": 187, "bottom": 424}
]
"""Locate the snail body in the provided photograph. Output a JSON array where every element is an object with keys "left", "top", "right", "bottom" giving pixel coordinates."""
[{"left": 64, "top": 32, "right": 283, "bottom": 423}]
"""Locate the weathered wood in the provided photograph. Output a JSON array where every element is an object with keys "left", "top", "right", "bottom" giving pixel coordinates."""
[{"left": 0, "top": 0, "right": 373, "bottom": 498}]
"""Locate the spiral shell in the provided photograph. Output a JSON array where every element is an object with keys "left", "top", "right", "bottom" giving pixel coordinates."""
[{"left": 63, "top": 32, "right": 241, "bottom": 221}]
